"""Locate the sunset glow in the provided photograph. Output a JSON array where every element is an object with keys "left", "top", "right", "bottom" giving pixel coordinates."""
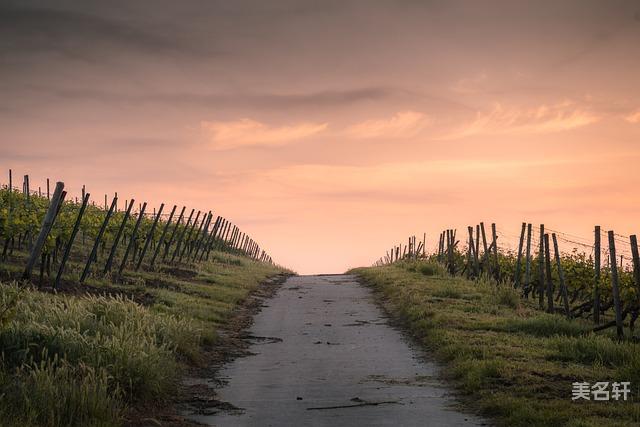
[{"left": 2, "top": 0, "right": 640, "bottom": 273}]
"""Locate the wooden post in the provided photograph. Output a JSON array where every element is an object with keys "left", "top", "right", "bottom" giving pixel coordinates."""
[
  {"left": 480, "top": 222, "right": 489, "bottom": 274},
  {"left": 202, "top": 216, "right": 222, "bottom": 261},
  {"left": 491, "top": 223, "right": 500, "bottom": 281},
  {"left": 136, "top": 203, "right": 164, "bottom": 270},
  {"left": 630, "top": 235, "right": 640, "bottom": 306},
  {"left": 594, "top": 226, "right": 601, "bottom": 324},
  {"left": 80, "top": 196, "right": 117, "bottom": 283},
  {"left": 46, "top": 178, "right": 50, "bottom": 200},
  {"left": 118, "top": 202, "right": 147, "bottom": 276},
  {"left": 178, "top": 210, "right": 201, "bottom": 262},
  {"left": 524, "top": 223, "right": 532, "bottom": 296},
  {"left": 552, "top": 233, "right": 571, "bottom": 318},
  {"left": 192, "top": 212, "right": 211, "bottom": 258},
  {"left": 514, "top": 222, "right": 526, "bottom": 288},
  {"left": 468, "top": 226, "right": 477, "bottom": 278},
  {"left": 55, "top": 193, "right": 89, "bottom": 288},
  {"left": 475, "top": 225, "right": 480, "bottom": 265},
  {"left": 171, "top": 208, "right": 195, "bottom": 262},
  {"left": 150, "top": 205, "right": 177, "bottom": 267},
  {"left": 543, "top": 233, "right": 554, "bottom": 313},
  {"left": 192, "top": 212, "right": 212, "bottom": 261},
  {"left": 104, "top": 199, "right": 134, "bottom": 274},
  {"left": 163, "top": 206, "right": 186, "bottom": 261},
  {"left": 8, "top": 169, "right": 12, "bottom": 192},
  {"left": 607, "top": 231, "right": 624, "bottom": 339},
  {"left": 538, "top": 224, "right": 545, "bottom": 309},
  {"left": 23, "top": 182, "right": 65, "bottom": 280}
]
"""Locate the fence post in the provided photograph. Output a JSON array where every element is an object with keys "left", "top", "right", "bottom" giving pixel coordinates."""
[
  {"left": 630, "top": 235, "right": 640, "bottom": 307},
  {"left": 552, "top": 233, "right": 571, "bottom": 318},
  {"left": 607, "top": 231, "right": 624, "bottom": 339},
  {"left": 594, "top": 226, "right": 601, "bottom": 324},
  {"left": 118, "top": 202, "right": 147, "bottom": 276},
  {"left": 524, "top": 223, "right": 532, "bottom": 297},
  {"left": 80, "top": 196, "right": 117, "bottom": 283},
  {"left": 179, "top": 210, "right": 202, "bottom": 262},
  {"left": 104, "top": 199, "right": 134, "bottom": 275},
  {"left": 543, "top": 233, "right": 554, "bottom": 313},
  {"left": 172, "top": 208, "right": 195, "bottom": 262},
  {"left": 23, "top": 182, "right": 65, "bottom": 280},
  {"left": 136, "top": 203, "right": 164, "bottom": 270},
  {"left": 491, "top": 223, "right": 499, "bottom": 281},
  {"left": 480, "top": 222, "right": 489, "bottom": 274},
  {"left": 514, "top": 222, "right": 525, "bottom": 288},
  {"left": 538, "top": 224, "right": 545, "bottom": 309},
  {"left": 55, "top": 193, "right": 90, "bottom": 288},
  {"left": 150, "top": 205, "right": 177, "bottom": 267},
  {"left": 163, "top": 206, "right": 186, "bottom": 262}
]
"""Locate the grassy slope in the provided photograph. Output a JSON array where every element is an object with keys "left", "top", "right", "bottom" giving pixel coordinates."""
[
  {"left": 350, "top": 260, "right": 640, "bottom": 427},
  {"left": 0, "top": 251, "right": 287, "bottom": 426}
]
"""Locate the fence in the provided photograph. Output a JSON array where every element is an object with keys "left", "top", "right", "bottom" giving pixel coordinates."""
[
  {"left": 0, "top": 169, "right": 274, "bottom": 289},
  {"left": 374, "top": 222, "right": 640, "bottom": 339}
]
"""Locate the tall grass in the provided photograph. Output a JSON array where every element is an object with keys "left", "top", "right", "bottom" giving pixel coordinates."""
[{"left": 0, "top": 282, "right": 203, "bottom": 426}]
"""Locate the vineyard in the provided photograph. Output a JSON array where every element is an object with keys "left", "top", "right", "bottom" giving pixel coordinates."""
[
  {"left": 0, "top": 169, "right": 285, "bottom": 426},
  {"left": 376, "top": 222, "right": 640, "bottom": 340},
  {"left": 0, "top": 170, "right": 274, "bottom": 288}
]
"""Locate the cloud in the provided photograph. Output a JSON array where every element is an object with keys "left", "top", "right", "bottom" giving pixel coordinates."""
[
  {"left": 443, "top": 101, "right": 599, "bottom": 139},
  {"left": 344, "top": 110, "right": 431, "bottom": 139},
  {"left": 201, "top": 118, "right": 327, "bottom": 150},
  {"left": 624, "top": 109, "right": 640, "bottom": 123},
  {"left": 451, "top": 73, "right": 488, "bottom": 94}
]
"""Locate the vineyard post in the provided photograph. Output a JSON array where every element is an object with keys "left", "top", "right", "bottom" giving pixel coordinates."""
[
  {"left": 172, "top": 208, "right": 195, "bottom": 262},
  {"left": 467, "top": 226, "right": 476, "bottom": 278},
  {"left": 118, "top": 202, "right": 147, "bottom": 276},
  {"left": 472, "top": 228, "right": 479, "bottom": 273},
  {"left": 163, "top": 206, "right": 186, "bottom": 262},
  {"left": 80, "top": 196, "right": 117, "bottom": 283},
  {"left": 445, "top": 230, "right": 451, "bottom": 269},
  {"left": 22, "top": 182, "right": 65, "bottom": 280},
  {"left": 191, "top": 211, "right": 212, "bottom": 260},
  {"left": 55, "top": 193, "right": 90, "bottom": 288},
  {"left": 480, "top": 222, "right": 489, "bottom": 274},
  {"left": 46, "top": 178, "right": 50, "bottom": 200},
  {"left": 552, "top": 233, "right": 571, "bottom": 318},
  {"left": 543, "top": 233, "right": 554, "bottom": 313},
  {"left": 180, "top": 210, "right": 203, "bottom": 261},
  {"left": 203, "top": 216, "right": 222, "bottom": 261},
  {"left": 594, "top": 226, "right": 601, "bottom": 324},
  {"left": 8, "top": 169, "right": 11, "bottom": 192},
  {"left": 524, "top": 223, "right": 532, "bottom": 297},
  {"left": 491, "top": 223, "right": 499, "bottom": 281},
  {"left": 630, "top": 235, "right": 640, "bottom": 307},
  {"left": 150, "top": 204, "right": 177, "bottom": 267},
  {"left": 538, "top": 224, "right": 545, "bottom": 309},
  {"left": 465, "top": 228, "right": 472, "bottom": 278},
  {"left": 607, "top": 231, "right": 624, "bottom": 339},
  {"left": 136, "top": 203, "right": 164, "bottom": 270},
  {"left": 514, "top": 222, "right": 526, "bottom": 288},
  {"left": 423, "top": 232, "right": 426, "bottom": 257},
  {"left": 194, "top": 213, "right": 214, "bottom": 261},
  {"left": 193, "top": 212, "right": 212, "bottom": 256},
  {"left": 104, "top": 199, "right": 134, "bottom": 275}
]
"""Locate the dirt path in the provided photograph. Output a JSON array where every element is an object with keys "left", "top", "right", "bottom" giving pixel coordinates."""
[{"left": 186, "top": 275, "right": 488, "bottom": 426}]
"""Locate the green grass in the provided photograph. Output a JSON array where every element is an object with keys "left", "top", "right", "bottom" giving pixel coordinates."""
[
  {"left": 350, "top": 260, "right": 640, "bottom": 427},
  {"left": 0, "top": 250, "right": 287, "bottom": 426}
]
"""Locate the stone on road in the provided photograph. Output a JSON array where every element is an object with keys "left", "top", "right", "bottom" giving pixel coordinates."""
[{"left": 189, "top": 274, "right": 488, "bottom": 426}]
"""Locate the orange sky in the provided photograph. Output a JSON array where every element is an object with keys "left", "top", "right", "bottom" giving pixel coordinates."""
[{"left": 1, "top": 1, "right": 640, "bottom": 273}]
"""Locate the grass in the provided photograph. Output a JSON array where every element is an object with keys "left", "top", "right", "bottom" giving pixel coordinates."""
[
  {"left": 350, "top": 259, "right": 640, "bottom": 427},
  {"left": 0, "top": 250, "right": 287, "bottom": 426}
]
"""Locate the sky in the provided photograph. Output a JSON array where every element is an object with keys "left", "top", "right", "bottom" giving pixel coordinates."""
[{"left": 1, "top": 0, "right": 640, "bottom": 273}]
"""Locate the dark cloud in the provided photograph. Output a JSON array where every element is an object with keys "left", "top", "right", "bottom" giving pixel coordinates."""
[{"left": 0, "top": 3, "right": 213, "bottom": 62}]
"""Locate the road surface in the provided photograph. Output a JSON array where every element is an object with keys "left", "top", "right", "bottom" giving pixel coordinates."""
[{"left": 188, "top": 274, "right": 488, "bottom": 426}]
